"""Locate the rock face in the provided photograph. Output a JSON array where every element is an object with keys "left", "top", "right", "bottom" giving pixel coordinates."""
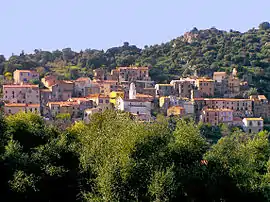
[{"left": 183, "top": 32, "right": 199, "bottom": 43}]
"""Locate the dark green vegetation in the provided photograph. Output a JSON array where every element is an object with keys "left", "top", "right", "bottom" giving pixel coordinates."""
[
  {"left": 0, "top": 22, "right": 269, "bottom": 92},
  {"left": 0, "top": 111, "right": 270, "bottom": 201}
]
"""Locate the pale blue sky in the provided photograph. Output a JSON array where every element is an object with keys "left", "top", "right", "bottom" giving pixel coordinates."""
[{"left": 1, "top": 0, "right": 269, "bottom": 57}]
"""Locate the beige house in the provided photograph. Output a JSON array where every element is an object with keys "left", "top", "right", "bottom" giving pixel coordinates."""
[
  {"left": 96, "top": 80, "right": 119, "bottom": 96},
  {"left": 242, "top": 118, "right": 264, "bottom": 133},
  {"left": 47, "top": 101, "right": 80, "bottom": 119},
  {"left": 200, "top": 108, "right": 233, "bottom": 126},
  {"left": 194, "top": 98, "right": 253, "bottom": 118},
  {"left": 213, "top": 72, "right": 227, "bottom": 83},
  {"left": 13, "top": 70, "right": 39, "bottom": 84},
  {"left": 195, "top": 78, "right": 215, "bottom": 97},
  {"left": 41, "top": 75, "right": 58, "bottom": 88},
  {"left": 50, "top": 80, "right": 74, "bottom": 101},
  {"left": 170, "top": 79, "right": 196, "bottom": 98},
  {"left": 112, "top": 66, "right": 150, "bottom": 82},
  {"left": 3, "top": 84, "right": 40, "bottom": 104},
  {"left": 86, "top": 94, "right": 112, "bottom": 110},
  {"left": 4, "top": 103, "right": 40, "bottom": 115},
  {"left": 74, "top": 77, "right": 92, "bottom": 97},
  {"left": 155, "top": 84, "right": 174, "bottom": 96}
]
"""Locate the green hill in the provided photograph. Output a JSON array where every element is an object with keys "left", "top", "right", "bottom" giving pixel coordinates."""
[{"left": 0, "top": 21, "right": 269, "bottom": 93}]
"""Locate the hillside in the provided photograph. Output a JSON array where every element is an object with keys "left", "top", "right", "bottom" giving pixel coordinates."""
[{"left": 0, "top": 22, "right": 269, "bottom": 93}]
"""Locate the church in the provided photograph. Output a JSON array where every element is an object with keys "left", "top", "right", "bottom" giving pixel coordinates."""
[{"left": 115, "top": 83, "right": 152, "bottom": 121}]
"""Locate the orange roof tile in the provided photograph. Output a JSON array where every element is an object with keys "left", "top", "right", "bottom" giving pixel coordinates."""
[
  {"left": 213, "top": 72, "right": 226, "bottom": 75},
  {"left": 47, "top": 101, "right": 79, "bottom": 107},
  {"left": 196, "top": 78, "right": 215, "bottom": 82},
  {"left": 136, "top": 94, "right": 154, "bottom": 99},
  {"left": 258, "top": 95, "right": 267, "bottom": 100},
  {"left": 76, "top": 77, "right": 91, "bottom": 82}
]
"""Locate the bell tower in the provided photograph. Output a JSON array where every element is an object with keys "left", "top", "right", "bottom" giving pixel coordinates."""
[{"left": 129, "top": 82, "right": 136, "bottom": 99}]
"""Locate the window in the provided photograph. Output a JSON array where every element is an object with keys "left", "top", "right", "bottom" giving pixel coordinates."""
[
  {"left": 8, "top": 109, "right": 11, "bottom": 113},
  {"left": 249, "top": 121, "right": 252, "bottom": 126},
  {"left": 106, "top": 100, "right": 109, "bottom": 104},
  {"left": 249, "top": 129, "right": 252, "bottom": 133}
]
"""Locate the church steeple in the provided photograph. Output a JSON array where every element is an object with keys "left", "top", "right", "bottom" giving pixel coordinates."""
[
  {"left": 232, "top": 68, "right": 237, "bottom": 77},
  {"left": 129, "top": 82, "right": 136, "bottom": 99}
]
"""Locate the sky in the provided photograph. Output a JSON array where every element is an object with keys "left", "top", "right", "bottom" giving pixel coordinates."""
[{"left": 0, "top": 0, "right": 269, "bottom": 58}]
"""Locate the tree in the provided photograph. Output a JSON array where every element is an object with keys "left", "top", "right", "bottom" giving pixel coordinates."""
[
  {"left": 204, "top": 131, "right": 270, "bottom": 201},
  {"left": 259, "top": 22, "right": 270, "bottom": 30}
]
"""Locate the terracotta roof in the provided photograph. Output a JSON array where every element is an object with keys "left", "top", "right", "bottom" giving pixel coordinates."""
[
  {"left": 69, "top": 97, "right": 89, "bottom": 102},
  {"left": 196, "top": 78, "right": 215, "bottom": 82},
  {"left": 3, "top": 84, "right": 39, "bottom": 88},
  {"left": 136, "top": 94, "right": 154, "bottom": 99},
  {"left": 76, "top": 77, "right": 90, "bottom": 82},
  {"left": 213, "top": 72, "right": 226, "bottom": 75},
  {"left": 5, "top": 103, "right": 40, "bottom": 107},
  {"left": 48, "top": 101, "right": 79, "bottom": 107},
  {"left": 258, "top": 95, "right": 267, "bottom": 100},
  {"left": 86, "top": 94, "right": 109, "bottom": 98}
]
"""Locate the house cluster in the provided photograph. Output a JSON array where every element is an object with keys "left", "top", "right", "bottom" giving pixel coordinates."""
[{"left": 1, "top": 67, "right": 268, "bottom": 133}]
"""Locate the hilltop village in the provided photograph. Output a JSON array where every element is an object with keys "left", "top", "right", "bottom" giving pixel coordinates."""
[{"left": 1, "top": 66, "right": 267, "bottom": 133}]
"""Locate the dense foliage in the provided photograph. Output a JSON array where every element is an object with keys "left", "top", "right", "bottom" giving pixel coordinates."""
[
  {"left": 0, "top": 111, "right": 270, "bottom": 201},
  {"left": 0, "top": 22, "right": 269, "bottom": 92}
]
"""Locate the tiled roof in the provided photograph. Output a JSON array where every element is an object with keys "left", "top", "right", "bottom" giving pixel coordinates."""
[
  {"left": 136, "top": 94, "right": 154, "bottom": 99},
  {"left": 48, "top": 101, "right": 79, "bottom": 107},
  {"left": 258, "top": 95, "right": 267, "bottom": 100},
  {"left": 86, "top": 94, "right": 109, "bottom": 98},
  {"left": 5, "top": 103, "right": 40, "bottom": 107},
  {"left": 213, "top": 72, "right": 226, "bottom": 75},
  {"left": 76, "top": 77, "right": 90, "bottom": 82},
  {"left": 196, "top": 78, "right": 215, "bottom": 82}
]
